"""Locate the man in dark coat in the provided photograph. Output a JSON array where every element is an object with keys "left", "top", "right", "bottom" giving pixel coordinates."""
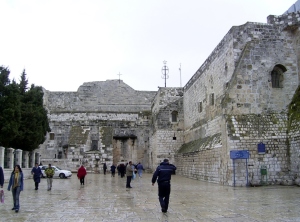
[
  {"left": 152, "top": 159, "right": 176, "bottom": 213},
  {"left": 110, "top": 164, "right": 116, "bottom": 177},
  {"left": 119, "top": 163, "right": 126, "bottom": 178},
  {"left": 31, "top": 163, "right": 42, "bottom": 190},
  {"left": 126, "top": 161, "right": 134, "bottom": 188},
  {"left": 103, "top": 163, "right": 107, "bottom": 175},
  {"left": 0, "top": 166, "right": 4, "bottom": 188}
]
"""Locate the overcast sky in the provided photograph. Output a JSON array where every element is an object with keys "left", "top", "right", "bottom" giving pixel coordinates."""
[{"left": 0, "top": 0, "right": 296, "bottom": 92}]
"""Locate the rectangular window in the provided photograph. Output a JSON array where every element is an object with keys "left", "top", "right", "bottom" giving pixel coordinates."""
[
  {"left": 210, "top": 93, "right": 214, "bottom": 106},
  {"left": 171, "top": 111, "right": 178, "bottom": 122},
  {"left": 50, "top": 133, "right": 55, "bottom": 140},
  {"left": 198, "top": 102, "right": 202, "bottom": 113}
]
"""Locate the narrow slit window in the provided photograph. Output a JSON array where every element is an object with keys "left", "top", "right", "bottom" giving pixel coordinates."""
[
  {"left": 210, "top": 93, "right": 214, "bottom": 106},
  {"left": 171, "top": 111, "right": 178, "bottom": 122},
  {"left": 198, "top": 102, "right": 203, "bottom": 113}
]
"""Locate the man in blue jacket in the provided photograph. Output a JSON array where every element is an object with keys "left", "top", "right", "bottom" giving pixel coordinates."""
[
  {"left": 151, "top": 159, "right": 176, "bottom": 213},
  {"left": 31, "top": 163, "right": 42, "bottom": 190}
]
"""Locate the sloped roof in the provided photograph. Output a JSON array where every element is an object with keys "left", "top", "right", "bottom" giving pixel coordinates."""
[{"left": 284, "top": 0, "right": 300, "bottom": 14}]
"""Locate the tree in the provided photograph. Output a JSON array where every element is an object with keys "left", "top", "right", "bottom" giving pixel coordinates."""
[
  {"left": 19, "top": 69, "right": 28, "bottom": 95},
  {"left": 13, "top": 83, "right": 50, "bottom": 151},
  {"left": 0, "top": 67, "right": 21, "bottom": 147},
  {"left": 0, "top": 66, "right": 50, "bottom": 151}
]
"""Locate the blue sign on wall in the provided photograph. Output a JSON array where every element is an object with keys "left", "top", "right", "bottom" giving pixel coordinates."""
[
  {"left": 257, "top": 142, "right": 266, "bottom": 154},
  {"left": 230, "top": 150, "right": 249, "bottom": 159}
]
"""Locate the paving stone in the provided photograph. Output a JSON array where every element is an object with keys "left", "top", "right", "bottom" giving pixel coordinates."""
[{"left": 1, "top": 173, "right": 300, "bottom": 221}]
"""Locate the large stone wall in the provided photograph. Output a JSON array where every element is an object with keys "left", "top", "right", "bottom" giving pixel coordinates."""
[
  {"left": 151, "top": 130, "right": 184, "bottom": 167},
  {"left": 226, "top": 26, "right": 297, "bottom": 114},
  {"left": 227, "top": 114, "right": 290, "bottom": 185},
  {"left": 39, "top": 80, "right": 156, "bottom": 170},
  {"left": 290, "top": 123, "right": 300, "bottom": 177},
  {"left": 43, "top": 80, "right": 156, "bottom": 113},
  {"left": 175, "top": 147, "right": 224, "bottom": 184},
  {"left": 288, "top": 86, "right": 300, "bottom": 177},
  {"left": 151, "top": 87, "right": 183, "bottom": 114},
  {"left": 176, "top": 12, "right": 300, "bottom": 186},
  {"left": 183, "top": 22, "right": 236, "bottom": 132},
  {"left": 34, "top": 9, "right": 300, "bottom": 187},
  {"left": 150, "top": 87, "right": 184, "bottom": 167}
]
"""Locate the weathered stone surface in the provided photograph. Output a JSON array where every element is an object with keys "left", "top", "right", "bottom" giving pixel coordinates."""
[{"left": 33, "top": 8, "right": 300, "bottom": 187}]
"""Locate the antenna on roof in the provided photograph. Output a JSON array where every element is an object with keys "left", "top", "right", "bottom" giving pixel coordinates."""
[
  {"left": 161, "top": 61, "right": 169, "bottom": 87},
  {"left": 179, "top": 63, "right": 182, "bottom": 87}
]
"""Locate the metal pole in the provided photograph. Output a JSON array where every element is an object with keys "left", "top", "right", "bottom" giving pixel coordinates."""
[
  {"left": 179, "top": 63, "right": 182, "bottom": 87},
  {"left": 164, "top": 65, "right": 166, "bottom": 87},
  {"left": 233, "top": 159, "right": 235, "bottom": 187},
  {"left": 246, "top": 158, "right": 249, "bottom": 187},
  {"left": 161, "top": 61, "right": 169, "bottom": 87}
]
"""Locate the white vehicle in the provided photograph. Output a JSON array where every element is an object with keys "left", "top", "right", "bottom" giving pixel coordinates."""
[{"left": 39, "top": 165, "right": 72, "bottom": 179}]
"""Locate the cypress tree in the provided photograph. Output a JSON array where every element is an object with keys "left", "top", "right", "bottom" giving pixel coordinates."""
[
  {"left": 13, "top": 69, "right": 50, "bottom": 151},
  {"left": 0, "top": 66, "right": 50, "bottom": 151},
  {"left": 14, "top": 84, "right": 50, "bottom": 151},
  {"left": 19, "top": 69, "right": 28, "bottom": 95},
  {"left": 0, "top": 67, "right": 21, "bottom": 147}
]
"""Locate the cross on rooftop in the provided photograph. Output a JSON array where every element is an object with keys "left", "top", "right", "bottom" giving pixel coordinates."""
[{"left": 117, "top": 72, "right": 122, "bottom": 83}]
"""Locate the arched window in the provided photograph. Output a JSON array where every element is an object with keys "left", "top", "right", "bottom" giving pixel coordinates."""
[
  {"left": 171, "top": 111, "right": 178, "bottom": 122},
  {"left": 271, "top": 65, "right": 286, "bottom": 88}
]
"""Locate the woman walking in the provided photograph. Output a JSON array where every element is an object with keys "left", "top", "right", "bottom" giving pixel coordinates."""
[
  {"left": 7, "top": 165, "right": 24, "bottom": 213},
  {"left": 77, "top": 165, "right": 87, "bottom": 186}
]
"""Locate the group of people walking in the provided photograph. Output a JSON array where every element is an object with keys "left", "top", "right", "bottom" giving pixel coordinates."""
[
  {"left": 0, "top": 159, "right": 176, "bottom": 214},
  {"left": 75, "top": 160, "right": 176, "bottom": 213},
  {"left": 0, "top": 163, "right": 56, "bottom": 213},
  {"left": 31, "top": 163, "right": 55, "bottom": 191}
]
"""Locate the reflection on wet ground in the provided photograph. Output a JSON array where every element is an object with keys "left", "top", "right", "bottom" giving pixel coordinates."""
[{"left": 1, "top": 172, "right": 300, "bottom": 221}]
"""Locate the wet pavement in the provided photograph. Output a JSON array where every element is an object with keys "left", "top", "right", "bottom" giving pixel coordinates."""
[{"left": 0, "top": 172, "right": 300, "bottom": 222}]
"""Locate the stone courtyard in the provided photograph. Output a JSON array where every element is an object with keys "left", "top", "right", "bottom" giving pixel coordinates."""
[{"left": 1, "top": 172, "right": 300, "bottom": 222}]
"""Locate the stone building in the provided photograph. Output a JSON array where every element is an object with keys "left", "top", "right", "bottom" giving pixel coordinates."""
[
  {"left": 174, "top": 10, "right": 300, "bottom": 186},
  {"left": 34, "top": 6, "right": 300, "bottom": 186},
  {"left": 39, "top": 80, "right": 156, "bottom": 171}
]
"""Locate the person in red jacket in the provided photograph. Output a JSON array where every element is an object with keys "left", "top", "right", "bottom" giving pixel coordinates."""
[{"left": 77, "top": 165, "right": 87, "bottom": 186}]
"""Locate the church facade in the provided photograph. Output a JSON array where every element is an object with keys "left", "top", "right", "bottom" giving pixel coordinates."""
[{"left": 39, "top": 10, "right": 300, "bottom": 186}]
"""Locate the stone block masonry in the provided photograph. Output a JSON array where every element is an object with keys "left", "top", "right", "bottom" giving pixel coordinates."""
[
  {"left": 34, "top": 6, "right": 300, "bottom": 187},
  {"left": 43, "top": 80, "right": 156, "bottom": 113},
  {"left": 175, "top": 9, "right": 300, "bottom": 186}
]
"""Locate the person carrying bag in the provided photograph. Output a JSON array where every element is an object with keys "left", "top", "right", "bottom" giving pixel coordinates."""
[{"left": 132, "top": 170, "right": 136, "bottom": 180}]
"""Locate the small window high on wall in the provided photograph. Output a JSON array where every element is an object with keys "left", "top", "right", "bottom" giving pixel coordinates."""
[
  {"left": 210, "top": 93, "right": 215, "bottom": 106},
  {"left": 198, "top": 102, "right": 203, "bottom": 113},
  {"left": 171, "top": 111, "right": 178, "bottom": 122},
  {"left": 271, "top": 64, "right": 286, "bottom": 88},
  {"left": 50, "top": 132, "right": 55, "bottom": 140}
]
